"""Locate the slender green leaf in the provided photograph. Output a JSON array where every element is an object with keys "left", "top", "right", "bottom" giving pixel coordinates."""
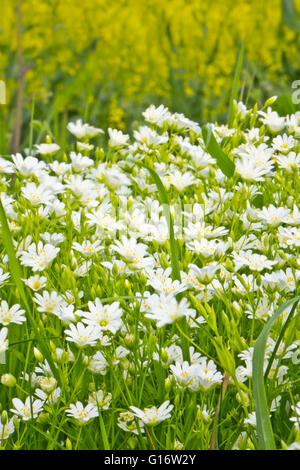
[
  {"left": 136, "top": 161, "right": 181, "bottom": 282},
  {"left": 227, "top": 41, "right": 245, "bottom": 127},
  {"left": 202, "top": 124, "right": 235, "bottom": 178},
  {"left": 282, "top": 0, "right": 300, "bottom": 32},
  {"left": 252, "top": 295, "right": 300, "bottom": 450}
]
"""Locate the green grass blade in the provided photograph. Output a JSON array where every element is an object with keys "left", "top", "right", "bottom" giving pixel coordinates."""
[
  {"left": 282, "top": 0, "right": 300, "bottom": 32},
  {"left": 227, "top": 41, "right": 245, "bottom": 127},
  {"left": 202, "top": 124, "right": 235, "bottom": 178},
  {"left": 0, "top": 198, "right": 61, "bottom": 383},
  {"left": 252, "top": 295, "right": 300, "bottom": 450},
  {"left": 139, "top": 162, "right": 181, "bottom": 282}
]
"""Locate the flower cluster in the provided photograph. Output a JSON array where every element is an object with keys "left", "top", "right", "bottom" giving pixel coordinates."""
[{"left": 0, "top": 97, "right": 299, "bottom": 450}]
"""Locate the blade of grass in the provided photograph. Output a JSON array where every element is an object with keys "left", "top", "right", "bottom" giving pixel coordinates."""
[
  {"left": 282, "top": 0, "right": 300, "bottom": 32},
  {"left": 227, "top": 41, "right": 245, "bottom": 127},
  {"left": 202, "top": 124, "right": 235, "bottom": 178},
  {"left": 0, "top": 198, "right": 61, "bottom": 384},
  {"left": 252, "top": 295, "right": 300, "bottom": 450},
  {"left": 135, "top": 161, "right": 181, "bottom": 282}
]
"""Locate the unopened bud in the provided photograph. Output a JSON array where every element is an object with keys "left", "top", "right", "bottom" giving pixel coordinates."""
[
  {"left": 33, "top": 347, "right": 44, "bottom": 362},
  {"left": 1, "top": 373, "right": 16, "bottom": 387}
]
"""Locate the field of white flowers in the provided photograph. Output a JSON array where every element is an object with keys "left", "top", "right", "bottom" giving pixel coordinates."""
[{"left": 0, "top": 97, "right": 299, "bottom": 451}]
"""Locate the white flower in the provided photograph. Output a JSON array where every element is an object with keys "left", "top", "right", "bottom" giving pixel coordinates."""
[
  {"left": 169, "top": 361, "right": 198, "bottom": 388},
  {"left": 88, "top": 389, "right": 112, "bottom": 410},
  {"left": 232, "top": 250, "right": 277, "bottom": 272},
  {"left": 0, "top": 157, "right": 14, "bottom": 174},
  {"left": 133, "top": 126, "right": 168, "bottom": 148},
  {"left": 130, "top": 400, "right": 174, "bottom": 426},
  {"left": 272, "top": 133, "right": 295, "bottom": 153},
  {"left": 66, "top": 401, "right": 99, "bottom": 424},
  {"left": 67, "top": 119, "right": 104, "bottom": 139},
  {"left": 19, "top": 241, "right": 60, "bottom": 272},
  {"left": 21, "top": 182, "right": 54, "bottom": 206},
  {"left": 188, "top": 357, "right": 223, "bottom": 391},
  {"left": 278, "top": 226, "right": 300, "bottom": 247},
  {"left": 256, "top": 204, "right": 291, "bottom": 227},
  {"left": 0, "top": 327, "right": 8, "bottom": 353},
  {"left": 188, "top": 262, "right": 220, "bottom": 284},
  {"left": 258, "top": 107, "right": 285, "bottom": 132},
  {"left": 78, "top": 298, "right": 123, "bottom": 334},
  {"left": 142, "top": 104, "right": 171, "bottom": 126},
  {"left": 108, "top": 128, "right": 130, "bottom": 147},
  {"left": 145, "top": 267, "right": 187, "bottom": 295},
  {"left": 144, "top": 293, "right": 196, "bottom": 327},
  {"left": 35, "top": 143, "right": 60, "bottom": 155},
  {"left": 0, "top": 300, "right": 26, "bottom": 325},
  {"left": 72, "top": 239, "right": 104, "bottom": 258},
  {"left": 70, "top": 152, "right": 94, "bottom": 172},
  {"left": 0, "top": 416, "right": 16, "bottom": 442},
  {"left": 10, "top": 397, "right": 44, "bottom": 421},
  {"left": 12, "top": 153, "right": 46, "bottom": 176},
  {"left": 64, "top": 322, "right": 102, "bottom": 348}
]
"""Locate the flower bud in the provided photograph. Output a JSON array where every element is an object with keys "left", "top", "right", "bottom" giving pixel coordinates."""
[
  {"left": 1, "top": 373, "right": 16, "bottom": 387},
  {"left": 33, "top": 347, "right": 44, "bottom": 362}
]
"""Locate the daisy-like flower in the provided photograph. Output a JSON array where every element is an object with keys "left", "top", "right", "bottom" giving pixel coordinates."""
[
  {"left": 23, "top": 274, "right": 47, "bottom": 291},
  {"left": 70, "top": 152, "right": 94, "bottom": 172},
  {"left": 66, "top": 401, "right": 99, "bottom": 424},
  {"left": 152, "top": 344, "right": 183, "bottom": 366},
  {"left": 64, "top": 322, "right": 102, "bottom": 348},
  {"left": 78, "top": 298, "right": 123, "bottom": 334},
  {"left": 111, "top": 236, "right": 155, "bottom": 271},
  {"left": 72, "top": 239, "right": 104, "bottom": 258},
  {"left": 85, "top": 350, "right": 109, "bottom": 375},
  {"left": 272, "top": 133, "right": 295, "bottom": 153},
  {"left": 258, "top": 107, "right": 285, "bottom": 132},
  {"left": 163, "top": 169, "right": 195, "bottom": 192},
  {"left": 19, "top": 241, "right": 60, "bottom": 272},
  {"left": 256, "top": 204, "right": 291, "bottom": 227},
  {"left": 189, "top": 358, "right": 223, "bottom": 391},
  {"left": 35, "top": 386, "right": 61, "bottom": 404},
  {"left": 33, "top": 290, "right": 66, "bottom": 316},
  {"left": 276, "top": 151, "right": 300, "bottom": 172},
  {"left": 12, "top": 153, "right": 46, "bottom": 176},
  {"left": 0, "top": 300, "right": 26, "bottom": 326},
  {"left": 214, "top": 124, "right": 236, "bottom": 138},
  {"left": 108, "top": 128, "right": 130, "bottom": 147},
  {"left": 35, "top": 143, "right": 60, "bottom": 155},
  {"left": 169, "top": 361, "right": 198, "bottom": 389},
  {"left": 145, "top": 267, "right": 187, "bottom": 295},
  {"left": 0, "top": 415, "right": 16, "bottom": 443},
  {"left": 130, "top": 400, "right": 174, "bottom": 426},
  {"left": 144, "top": 293, "right": 196, "bottom": 327},
  {"left": 49, "top": 161, "right": 72, "bottom": 176},
  {"left": 117, "top": 411, "right": 145, "bottom": 435},
  {"left": 188, "top": 262, "right": 220, "bottom": 284},
  {"left": 0, "top": 157, "right": 14, "bottom": 174},
  {"left": 232, "top": 250, "right": 277, "bottom": 272},
  {"left": 10, "top": 397, "right": 44, "bottom": 421},
  {"left": 67, "top": 119, "right": 104, "bottom": 139},
  {"left": 278, "top": 226, "right": 300, "bottom": 247},
  {"left": 133, "top": 125, "right": 168, "bottom": 148},
  {"left": 142, "top": 104, "right": 171, "bottom": 126},
  {"left": 88, "top": 389, "right": 112, "bottom": 410},
  {"left": 21, "top": 182, "right": 54, "bottom": 206}
]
